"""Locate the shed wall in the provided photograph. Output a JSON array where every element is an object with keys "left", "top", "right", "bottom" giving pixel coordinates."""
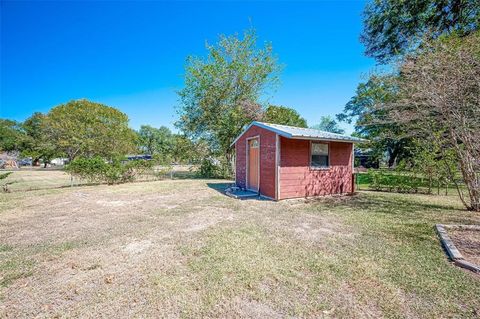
[
  {"left": 279, "top": 137, "right": 353, "bottom": 199},
  {"left": 235, "top": 126, "right": 276, "bottom": 199}
]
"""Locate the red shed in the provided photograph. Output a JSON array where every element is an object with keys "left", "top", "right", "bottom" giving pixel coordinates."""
[{"left": 231, "top": 121, "right": 365, "bottom": 200}]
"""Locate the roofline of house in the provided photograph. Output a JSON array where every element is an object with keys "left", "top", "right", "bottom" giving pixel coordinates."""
[{"left": 230, "top": 121, "right": 367, "bottom": 147}]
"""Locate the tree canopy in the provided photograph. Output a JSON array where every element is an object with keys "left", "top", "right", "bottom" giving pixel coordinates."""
[
  {"left": 21, "top": 112, "right": 58, "bottom": 166},
  {"left": 362, "top": 0, "right": 480, "bottom": 62},
  {"left": 262, "top": 105, "right": 307, "bottom": 127},
  {"left": 176, "top": 28, "right": 280, "bottom": 166},
  {"left": 45, "top": 99, "right": 137, "bottom": 160},
  {"left": 311, "top": 116, "right": 344, "bottom": 134},
  {"left": 337, "top": 75, "right": 414, "bottom": 167},
  {"left": 137, "top": 125, "right": 173, "bottom": 156},
  {"left": 0, "top": 119, "right": 25, "bottom": 152},
  {"left": 380, "top": 32, "right": 480, "bottom": 210}
]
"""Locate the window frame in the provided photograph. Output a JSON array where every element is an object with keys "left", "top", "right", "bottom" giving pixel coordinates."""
[{"left": 310, "top": 141, "right": 330, "bottom": 170}]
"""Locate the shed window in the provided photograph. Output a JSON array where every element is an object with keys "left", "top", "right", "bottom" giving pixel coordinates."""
[{"left": 311, "top": 142, "right": 329, "bottom": 168}]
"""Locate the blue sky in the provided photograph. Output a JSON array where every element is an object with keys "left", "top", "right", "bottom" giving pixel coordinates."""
[{"left": 0, "top": 0, "right": 373, "bottom": 134}]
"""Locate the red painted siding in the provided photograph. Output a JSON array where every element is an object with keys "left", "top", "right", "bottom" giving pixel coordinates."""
[
  {"left": 235, "top": 126, "right": 276, "bottom": 199},
  {"left": 279, "top": 137, "right": 353, "bottom": 199}
]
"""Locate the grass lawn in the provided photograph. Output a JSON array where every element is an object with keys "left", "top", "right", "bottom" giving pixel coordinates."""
[
  {"left": 1, "top": 179, "right": 479, "bottom": 318},
  {"left": 1, "top": 169, "right": 76, "bottom": 191},
  {"left": 0, "top": 166, "right": 196, "bottom": 192}
]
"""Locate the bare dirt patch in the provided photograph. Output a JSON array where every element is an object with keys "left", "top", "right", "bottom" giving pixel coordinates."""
[{"left": 449, "top": 229, "right": 480, "bottom": 266}]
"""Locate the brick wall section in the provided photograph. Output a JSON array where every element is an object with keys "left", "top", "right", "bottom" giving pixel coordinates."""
[
  {"left": 279, "top": 137, "right": 353, "bottom": 199},
  {"left": 235, "top": 126, "right": 277, "bottom": 199}
]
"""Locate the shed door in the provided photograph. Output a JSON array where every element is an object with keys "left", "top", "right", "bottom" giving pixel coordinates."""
[{"left": 247, "top": 138, "right": 260, "bottom": 192}]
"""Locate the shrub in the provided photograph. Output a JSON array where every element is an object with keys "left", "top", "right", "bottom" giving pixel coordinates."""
[
  {"left": 367, "top": 169, "right": 422, "bottom": 193},
  {"left": 196, "top": 157, "right": 228, "bottom": 178},
  {"left": 65, "top": 157, "right": 140, "bottom": 185}
]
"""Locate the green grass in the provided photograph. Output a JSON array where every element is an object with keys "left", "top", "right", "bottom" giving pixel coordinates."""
[
  {"left": 0, "top": 255, "right": 36, "bottom": 288},
  {"left": 172, "top": 192, "right": 480, "bottom": 317}
]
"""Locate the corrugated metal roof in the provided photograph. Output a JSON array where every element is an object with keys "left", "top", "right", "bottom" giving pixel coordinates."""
[{"left": 231, "top": 121, "right": 366, "bottom": 146}]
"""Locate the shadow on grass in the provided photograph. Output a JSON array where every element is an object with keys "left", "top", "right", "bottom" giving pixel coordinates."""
[
  {"left": 206, "top": 182, "right": 233, "bottom": 195},
  {"left": 307, "top": 192, "right": 462, "bottom": 215},
  {"left": 206, "top": 182, "right": 272, "bottom": 201}
]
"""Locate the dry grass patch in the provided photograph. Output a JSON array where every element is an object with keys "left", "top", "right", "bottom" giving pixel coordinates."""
[{"left": 0, "top": 179, "right": 480, "bottom": 318}]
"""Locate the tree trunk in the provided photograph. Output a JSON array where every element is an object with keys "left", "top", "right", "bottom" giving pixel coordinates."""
[
  {"left": 450, "top": 131, "right": 480, "bottom": 212},
  {"left": 387, "top": 150, "right": 397, "bottom": 168}
]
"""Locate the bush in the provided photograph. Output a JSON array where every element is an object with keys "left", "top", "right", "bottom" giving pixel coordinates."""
[
  {"left": 196, "top": 157, "right": 231, "bottom": 179},
  {"left": 66, "top": 157, "right": 143, "bottom": 185},
  {"left": 367, "top": 169, "right": 422, "bottom": 193}
]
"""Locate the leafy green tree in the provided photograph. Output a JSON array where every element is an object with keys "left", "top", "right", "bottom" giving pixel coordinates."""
[
  {"left": 311, "top": 116, "right": 344, "bottom": 134},
  {"left": 262, "top": 105, "right": 307, "bottom": 127},
  {"left": 362, "top": 0, "right": 480, "bottom": 62},
  {"left": 45, "top": 99, "right": 137, "bottom": 161},
  {"left": 138, "top": 125, "right": 173, "bottom": 157},
  {"left": 0, "top": 119, "right": 26, "bottom": 152},
  {"left": 176, "top": 28, "right": 280, "bottom": 170},
  {"left": 337, "top": 75, "right": 413, "bottom": 167},
  {"left": 21, "top": 112, "right": 58, "bottom": 166},
  {"left": 170, "top": 135, "right": 207, "bottom": 164}
]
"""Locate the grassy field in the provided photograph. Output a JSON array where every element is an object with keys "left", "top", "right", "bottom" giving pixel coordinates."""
[
  {"left": 1, "top": 178, "right": 479, "bottom": 318},
  {"left": 0, "top": 166, "right": 196, "bottom": 192}
]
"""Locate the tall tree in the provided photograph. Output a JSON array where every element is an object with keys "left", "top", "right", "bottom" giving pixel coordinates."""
[
  {"left": 176, "top": 28, "right": 280, "bottom": 169},
  {"left": 262, "top": 105, "right": 307, "bottom": 127},
  {"left": 45, "top": 99, "right": 137, "bottom": 161},
  {"left": 338, "top": 75, "right": 413, "bottom": 167},
  {"left": 311, "top": 116, "right": 344, "bottom": 134},
  {"left": 380, "top": 32, "right": 480, "bottom": 211},
  {"left": 362, "top": 0, "right": 480, "bottom": 62}
]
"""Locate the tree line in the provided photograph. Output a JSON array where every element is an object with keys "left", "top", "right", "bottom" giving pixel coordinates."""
[
  {"left": 0, "top": 100, "right": 200, "bottom": 166},
  {"left": 0, "top": 98, "right": 334, "bottom": 168},
  {"left": 1, "top": 0, "right": 478, "bottom": 210}
]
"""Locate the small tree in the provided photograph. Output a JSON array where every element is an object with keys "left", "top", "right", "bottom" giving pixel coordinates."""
[{"left": 382, "top": 32, "right": 480, "bottom": 211}]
